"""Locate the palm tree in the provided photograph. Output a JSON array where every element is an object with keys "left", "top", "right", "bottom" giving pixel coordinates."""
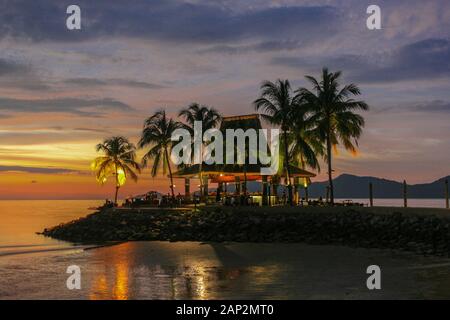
[
  {"left": 91, "top": 136, "right": 141, "bottom": 205},
  {"left": 287, "top": 112, "right": 324, "bottom": 203},
  {"left": 178, "top": 103, "right": 222, "bottom": 200},
  {"left": 254, "top": 79, "right": 299, "bottom": 205},
  {"left": 288, "top": 104, "right": 324, "bottom": 172},
  {"left": 297, "top": 68, "right": 369, "bottom": 204},
  {"left": 139, "top": 110, "right": 182, "bottom": 198}
]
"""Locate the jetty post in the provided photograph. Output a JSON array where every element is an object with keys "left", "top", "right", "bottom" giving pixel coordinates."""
[
  {"left": 403, "top": 180, "right": 408, "bottom": 208},
  {"left": 184, "top": 178, "right": 190, "bottom": 198},
  {"left": 369, "top": 182, "right": 373, "bottom": 207},
  {"left": 446, "top": 179, "right": 449, "bottom": 209}
]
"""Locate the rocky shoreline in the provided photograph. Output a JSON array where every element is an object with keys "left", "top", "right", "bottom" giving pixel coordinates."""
[{"left": 41, "top": 206, "right": 450, "bottom": 256}]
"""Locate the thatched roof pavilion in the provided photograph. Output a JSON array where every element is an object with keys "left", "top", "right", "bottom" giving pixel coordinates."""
[{"left": 172, "top": 114, "right": 316, "bottom": 205}]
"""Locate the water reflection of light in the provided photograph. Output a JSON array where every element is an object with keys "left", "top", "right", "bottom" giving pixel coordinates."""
[
  {"left": 89, "top": 245, "right": 132, "bottom": 300},
  {"left": 193, "top": 266, "right": 207, "bottom": 299},
  {"left": 112, "top": 261, "right": 129, "bottom": 300},
  {"left": 87, "top": 242, "right": 284, "bottom": 299},
  {"left": 89, "top": 273, "right": 108, "bottom": 300},
  {"left": 168, "top": 265, "right": 208, "bottom": 299}
]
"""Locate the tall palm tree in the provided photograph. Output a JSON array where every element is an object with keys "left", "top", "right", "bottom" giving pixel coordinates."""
[
  {"left": 178, "top": 103, "right": 222, "bottom": 200},
  {"left": 297, "top": 68, "right": 369, "bottom": 204},
  {"left": 254, "top": 79, "right": 299, "bottom": 205},
  {"left": 139, "top": 110, "right": 182, "bottom": 198},
  {"left": 288, "top": 104, "right": 324, "bottom": 172},
  {"left": 287, "top": 113, "right": 324, "bottom": 203},
  {"left": 91, "top": 136, "right": 141, "bottom": 205}
]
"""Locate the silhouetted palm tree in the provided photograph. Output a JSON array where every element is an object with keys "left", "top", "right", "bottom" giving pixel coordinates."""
[
  {"left": 139, "top": 110, "right": 182, "bottom": 198},
  {"left": 179, "top": 103, "right": 222, "bottom": 200},
  {"left": 297, "top": 68, "right": 369, "bottom": 204},
  {"left": 288, "top": 104, "right": 324, "bottom": 171},
  {"left": 91, "top": 136, "right": 141, "bottom": 205},
  {"left": 254, "top": 79, "right": 299, "bottom": 205}
]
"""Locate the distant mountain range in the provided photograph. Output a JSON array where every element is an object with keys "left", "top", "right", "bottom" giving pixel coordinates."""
[
  {"left": 307, "top": 174, "right": 450, "bottom": 199},
  {"left": 220, "top": 174, "right": 450, "bottom": 198}
]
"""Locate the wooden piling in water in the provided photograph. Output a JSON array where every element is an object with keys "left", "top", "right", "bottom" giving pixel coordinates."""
[
  {"left": 369, "top": 182, "right": 373, "bottom": 207},
  {"left": 403, "top": 180, "right": 408, "bottom": 208},
  {"left": 445, "top": 179, "right": 449, "bottom": 209},
  {"left": 184, "top": 178, "right": 190, "bottom": 197}
]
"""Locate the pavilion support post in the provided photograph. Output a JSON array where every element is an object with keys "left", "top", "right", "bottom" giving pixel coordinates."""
[
  {"left": 242, "top": 181, "right": 247, "bottom": 195},
  {"left": 403, "top": 180, "right": 408, "bottom": 208},
  {"left": 293, "top": 177, "right": 299, "bottom": 206},
  {"left": 203, "top": 176, "right": 209, "bottom": 204},
  {"left": 184, "top": 178, "right": 190, "bottom": 198},
  {"left": 445, "top": 179, "right": 449, "bottom": 209},
  {"left": 235, "top": 176, "right": 241, "bottom": 195},
  {"left": 305, "top": 186, "right": 309, "bottom": 202},
  {"left": 268, "top": 184, "right": 272, "bottom": 206},
  {"left": 273, "top": 184, "right": 279, "bottom": 204},
  {"left": 369, "top": 182, "right": 373, "bottom": 207},
  {"left": 216, "top": 182, "right": 223, "bottom": 203},
  {"left": 224, "top": 182, "right": 228, "bottom": 195},
  {"left": 262, "top": 176, "right": 268, "bottom": 206}
]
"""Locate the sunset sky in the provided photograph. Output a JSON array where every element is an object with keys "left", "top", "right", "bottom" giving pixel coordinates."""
[{"left": 1, "top": 0, "right": 450, "bottom": 199}]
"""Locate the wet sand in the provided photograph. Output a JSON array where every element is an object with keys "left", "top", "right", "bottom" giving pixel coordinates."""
[{"left": 2, "top": 241, "right": 450, "bottom": 299}]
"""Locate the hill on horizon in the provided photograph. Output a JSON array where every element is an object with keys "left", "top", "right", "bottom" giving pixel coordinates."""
[
  {"left": 307, "top": 174, "right": 450, "bottom": 199},
  {"left": 217, "top": 174, "right": 450, "bottom": 199}
]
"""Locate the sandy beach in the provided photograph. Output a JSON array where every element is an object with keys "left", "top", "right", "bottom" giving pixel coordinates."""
[{"left": 2, "top": 241, "right": 450, "bottom": 299}]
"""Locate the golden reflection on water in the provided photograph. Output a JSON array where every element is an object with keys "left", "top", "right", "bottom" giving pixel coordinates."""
[
  {"left": 112, "top": 262, "right": 129, "bottom": 300},
  {"left": 88, "top": 242, "right": 283, "bottom": 300},
  {"left": 89, "top": 274, "right": 108, "bottom": 300},
  {"left": 89, "top": 246, "right": 131, "bottom": 300}
]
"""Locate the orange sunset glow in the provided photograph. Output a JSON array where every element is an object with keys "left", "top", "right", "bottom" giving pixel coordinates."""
[{"left": 1, "top": 1, "right": 450, "bottom": 200}]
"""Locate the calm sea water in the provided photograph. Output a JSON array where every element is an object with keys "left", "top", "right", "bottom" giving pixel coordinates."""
[
  {"left": 0, "top": 200, "right": 103, "bottom": 256},
  {"left": 336, "top": 198, "right": 448, "bottom": 208},
  {"left": 1, "top": 199, "right": 450, "bottom": 299}
]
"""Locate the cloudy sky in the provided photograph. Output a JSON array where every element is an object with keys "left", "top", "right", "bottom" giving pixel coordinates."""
[{"left": 0, "top": 0, "right": 449, "bottom": 199}]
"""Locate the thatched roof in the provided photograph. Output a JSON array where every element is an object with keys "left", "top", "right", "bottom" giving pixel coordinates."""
[
  {"left": 172, "top": 113, "right": 316, "bottom": 179},
  {"left": 172, "top": 163, "right": 315, "bottom": 179},
  {"left": 219, "top": 114, "right": 263, "bottom": 131}
]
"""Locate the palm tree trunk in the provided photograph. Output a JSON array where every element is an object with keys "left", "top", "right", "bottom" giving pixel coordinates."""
[
  {"left": 165, "top": 148, "right": 176, "bottom": 199},
  {"left": 199, "top": 167, "right": 204, "bottom": 202},
  {"left": 114, "top": 164, "right": 119, "bottom": 205},
  {"left": 283, "top": 130, "right": 293, "bottom": 205},
  {"left": 199, "top": 143, "right": 204, "bottom": 202},
  {"left": 326, "top": 134, "right": 334, "bottom": 205},
  {"left": 114, "top": 185, "right": 120, "bottom": 205}
]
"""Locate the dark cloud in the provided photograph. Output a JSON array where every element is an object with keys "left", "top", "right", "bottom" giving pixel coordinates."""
[
  {"left": 409, "top": 100, "right": 450, "bottom": 113},
  {"left": 379, "top": 100, "right": 450, "bottom": 114},
  {"left": 0, "top": 1, "right": 340, "bottom": 44},
  {"left": 272, "top": 38, "right": 450, "bottom": 83},
  {"left": 73, "top": 127, "right": 110, "bottom": 133},
  {"left": 0, "top": 97, "right": 133, "bottom": 116},
  {"left": 353, "top": 39, "right": 450, "bottom": 83},
  {"left": 0, "top": 58, "right": 29, "bottom": 76},
  {"left": 199, "top": 40, "right": 303, "bottom": 54},
  {"left": 0, "top": 79, "right": 51, "bottom": 91},
  {"left": 0, "top": 57, "right": 52, "bottom": 90},
  {"left": 0, "top": 165, "right": 80, "bottom": 174},
  {"left": 65, "top": 78, "right": 164, "bottom": 89}
]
